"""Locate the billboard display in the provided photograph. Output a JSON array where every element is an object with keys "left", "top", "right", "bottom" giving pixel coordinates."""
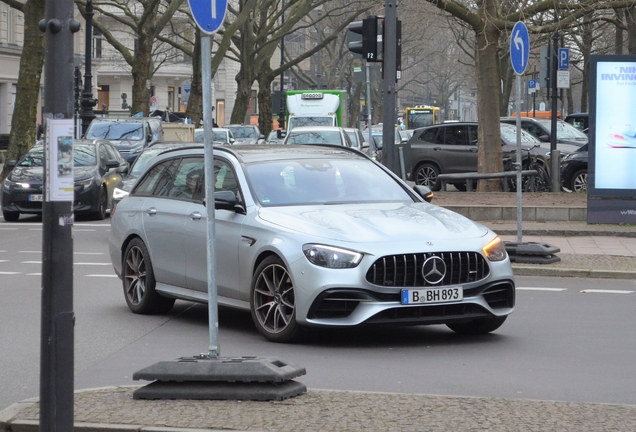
[{"left": 588, "top": 56, "right": 636, "bottom": 223}]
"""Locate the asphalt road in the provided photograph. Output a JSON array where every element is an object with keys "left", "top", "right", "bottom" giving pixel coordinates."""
[{"left": 1, "top": 216, "right": 636, "bottom": 411}]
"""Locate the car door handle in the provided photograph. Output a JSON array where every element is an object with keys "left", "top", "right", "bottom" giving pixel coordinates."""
[
  {"left": 146, "top": 207, "right": 157, "bottom": 216},
  {"left": 189, "top": 212, "right": 202, "bottom": 220},
  {"left": 433, "top": 147, "right": 442, "bottom": 151},
  {"left": 469, "top": 147, "right": 477, "bottom": 152}
]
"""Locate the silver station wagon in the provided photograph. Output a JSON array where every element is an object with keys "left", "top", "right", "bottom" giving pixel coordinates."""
[{"left": 109, "top": 145, "right": 515, "bottom": 342}]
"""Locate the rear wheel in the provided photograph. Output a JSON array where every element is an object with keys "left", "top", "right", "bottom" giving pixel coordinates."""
[
  {"left": 446, "top": 316, "right": 507, "bottom": 335},
  {"left": 570, "top": 169, "right": 588, "bottom": 192},
  {"left": 122, "top": 238, "right": 175, "bottom": 314},
  {"left": 414, "top": 163, "right": 441, "bottom": 191},
  {"left": 2, "top": 211, "right": 19, "bottom": 222},
  {"left": 250, "top": 256, "right": 302, "bottom": 343}
]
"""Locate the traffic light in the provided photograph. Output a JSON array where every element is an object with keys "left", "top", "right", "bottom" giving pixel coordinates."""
[{"left": 348, "top": 17, "right": 380, "bottom": 62}]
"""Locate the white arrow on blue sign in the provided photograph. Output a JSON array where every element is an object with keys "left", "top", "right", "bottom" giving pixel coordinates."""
[
  {"left": 188, "top": 0, "right": 228, "bottom": 34},
  {"left": 510, "top": 21, "right": 530, "bottom": 75}
]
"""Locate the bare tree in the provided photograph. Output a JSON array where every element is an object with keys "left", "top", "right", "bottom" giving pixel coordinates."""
[{"left": 0, "top": 0, "right": 45, "bottom": 182}]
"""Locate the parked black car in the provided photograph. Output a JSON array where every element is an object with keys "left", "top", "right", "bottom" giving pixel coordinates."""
[
  {"left": 1, "top": 139, "right": 128, "bottom": 221},
  {"left": 560, "top": 143, "right": 588, "bottom": 193},
  {"left": 500, "top": 117, "right": 588, "bottom": 147},
  {"left": 404, "top": 122, "right": 545, "bottom": 191}
]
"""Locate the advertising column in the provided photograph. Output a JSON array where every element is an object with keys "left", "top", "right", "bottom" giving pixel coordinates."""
[{"left": 588, "top": 56, "right": 636, "bottom": 223}]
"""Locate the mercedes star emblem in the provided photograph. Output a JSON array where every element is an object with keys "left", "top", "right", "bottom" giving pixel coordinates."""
[{"left": 422, "top": 256, "right": 446, "bottom": 285}]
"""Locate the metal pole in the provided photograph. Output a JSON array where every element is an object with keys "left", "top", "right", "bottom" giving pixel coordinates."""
[
  {"left": 39, "top": 1, "right": 79, "bottom": 430},
  {"left": 278, "top": 0, "right": 286, "bottom": 130},
  {"left": 550, "top": 13, "right": 560, "bottom": 193},
  {"left": 366, "top": 62, "right": 374, "bottom": 154},
  {"left": 515, "top": 76, "right": 523, "bottom": 244},
  {"left": 201, "top": 35, "right": 219, "bottom": 358},
  {"left": 382, "top": 0, "right": 398, "bottom": 175},
  {"left": 80, "top": 0, "right": 96, "bottom": 135}
]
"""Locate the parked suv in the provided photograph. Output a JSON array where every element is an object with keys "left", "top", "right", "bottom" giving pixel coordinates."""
[
  {"left": 85, "top": 118, "right": 163, "bottom": 164},
  {"left": 404, "top": 122, "right": 545, "bottom": 191}
]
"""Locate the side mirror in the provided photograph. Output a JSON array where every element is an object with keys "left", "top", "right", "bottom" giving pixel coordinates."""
[
  {"left": 539, "top": 134, "right": 550, "bottom": 142},
  {"left": 106, "top": 159, "right": 121, "bottom": 169},
  {"left": 413, "top": 185, "right": 433, "bottom": 203},
  {"left": 147, "top": 134, "right": 153, "bottom": 143},
  {"left": 116, "top": 164, "right": 129, "bottom": 174},
  {"left": 229, "top": 138, "right": 235, "bottom": 144},
  {"left": 276, "top": 129, "right": 287, "bottom": 139},
  {"left": 259, "top": 134, "right": 265, "bottom": 140},
  {"left": 214, "top": 190, "right": 237, "bottom": 211}
]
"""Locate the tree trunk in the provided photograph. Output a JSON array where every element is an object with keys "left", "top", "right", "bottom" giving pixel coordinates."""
[
  {"left": 257, "top": 63, "right": 274, "bottom": 136},
  {"left": 580, "top": 17, "right": 593, "bottom": 113},
  {"left": 185, "top": 30, "right": 203, "bottom": 127},
  {"left": 499, "top": 49, "right": 513, "bottom": 117},
  {"left": 131, "top": 39, "right": 152, "bottom": 115},
  {"left": 230, "top": 67, "right": 255, "bottom": 124},
  {"left": 474, "top": 22, "right": 503, "bottom": 192},
  {"left": 616, "top": 8, "right": 625, "bottom": 55},
  {"left": 1, "top": 0, "right": 45, "bottom": 182},
  {"left": 627, "top": 6, "right": 636, "bottom": 54}
]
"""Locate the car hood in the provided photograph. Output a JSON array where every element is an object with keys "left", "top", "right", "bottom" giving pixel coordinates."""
[
  {"left": 10, "top": 166, "right": 95, "bottom": 182},
  {"left": 258, "top": 202, "right": 489, "bottom": 242}
]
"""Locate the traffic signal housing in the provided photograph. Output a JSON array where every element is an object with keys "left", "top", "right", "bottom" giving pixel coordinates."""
[{"left": 348, "top": 17, "right": 380, "bottom": 62}]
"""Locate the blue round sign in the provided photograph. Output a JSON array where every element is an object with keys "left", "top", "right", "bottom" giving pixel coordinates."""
[
  {"left": 510, "top": 21, "right": 530, "bottom": 75},
  {"left": 188, "top": 0, "right": 228, "bottom": 35}
]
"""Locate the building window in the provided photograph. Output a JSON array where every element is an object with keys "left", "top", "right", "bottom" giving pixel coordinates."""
[
  {"left": 216, "top": 100, "right": 225, "bottom": 126},
  {"left": 7, "top": 9, "right": 17, "bottom": 45},
  {"left": 93, "top": 28, "right": 102, "bottom": 59},
  {"left": 168, "top": 87, "right": 174, "bottom": 111}
]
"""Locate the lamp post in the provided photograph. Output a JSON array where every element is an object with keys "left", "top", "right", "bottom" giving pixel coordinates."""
[
  {"left": 80, "top": 0, "right": 97, "bottom": 136},
  {"left": 277, "top": 0, "right": 285, "bottom": 130}
]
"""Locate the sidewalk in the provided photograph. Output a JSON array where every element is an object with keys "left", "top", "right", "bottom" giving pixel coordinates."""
[{"left": 2, "top": 191, "right": 636, "bottom": 432}]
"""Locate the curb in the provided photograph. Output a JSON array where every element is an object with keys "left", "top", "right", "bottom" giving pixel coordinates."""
[{"left": 512, "top": 265, "right": 636, "bottom": 279}]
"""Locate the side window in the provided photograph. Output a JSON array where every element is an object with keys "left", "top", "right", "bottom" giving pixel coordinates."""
[
  {"left": 419, "top": 128, "right": 437, "bottom": 143},
  {"left": 105, "top": 144, "right": 121, "bottom": 162},
  {"left": 213, "top": 159, "right": 240, "bottom": 198},
  {"left": 133, "top": 159, "right": 175, "bottom": 196},
  {"left": 156, "top": 157, "right": 204, "bottom": 200},
  {"left": 468, "top": 125, "right": 478, "bottom": 145},
  {"left": 98, "top": 145, "right": 109, "bottom": 166},
  {"left": 444, "top": 126, "right": 467, "bottom": 145}
]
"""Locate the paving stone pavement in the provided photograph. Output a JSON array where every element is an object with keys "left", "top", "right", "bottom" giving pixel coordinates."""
[{"left": 2, "top": 191, "right": 635, "bottom": 432}]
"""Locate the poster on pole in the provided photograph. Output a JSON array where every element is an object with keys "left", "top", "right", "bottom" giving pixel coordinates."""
[{"left": 46, "top": 118, "right": 75, "bottom": 202}]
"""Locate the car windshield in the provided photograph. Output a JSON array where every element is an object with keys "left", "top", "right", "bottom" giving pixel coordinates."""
[
  {"left": 537, "top": 120, "right": 587, "bottom": 139},
  {"left": 228, "top": 126, "right": 257, "bottom": 139},
  {"left": 18, "top": 145, "right": 96, "bottom": 167},
  {"left": 286, "top": 131, "right": 342, "bottom": 145},
  {"left": 130, "top": 147, "right": 175, "bottom": 176},
  {"left": 195, "top": 130, "right": 230, "bottom": 143},
  {"left": 288, "top": 117, "right": 334, "bottom": 129},
  {"left": 246, "top": 158, "right": 413, "bottom": 206},
  {"left": 500, "top": 124, "right": 541, "bottom": 144},
  {"left": 86, "top": 122, "right": 144, "bottom": 140}
]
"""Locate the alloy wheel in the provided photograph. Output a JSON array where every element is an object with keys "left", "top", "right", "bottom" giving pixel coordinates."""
[
  {"left": 253, "top": 262, "right": 295, "bottom": 334},
  {"left": 124, "top": 245, "right": 146, "bottom": 306}
]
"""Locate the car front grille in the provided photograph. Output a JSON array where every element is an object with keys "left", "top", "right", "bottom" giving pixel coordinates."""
[
  {"left": 12, "top": 192, "right": 43, "bottom": 210},
  {"left": 365, "top": 252, "right": 490, "bottom": 288}
]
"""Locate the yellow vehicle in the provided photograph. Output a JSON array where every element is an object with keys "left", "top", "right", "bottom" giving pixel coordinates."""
[{"left": 405, "top": 105, "right": 441, "bottom": 129}]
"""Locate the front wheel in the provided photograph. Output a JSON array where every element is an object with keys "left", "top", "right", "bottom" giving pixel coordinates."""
[
  {"left": 250, "top": 256, "right": 302, "bottom": 343},
  {"left": 414, "top": 163, "right": 441, "bottom": 191},
  {"left": 122, "top": 238, "right": 175, "bottom": 314},
  {"left": 570, "top": 169, "right": 588, "bottom": 193},
  {"left": 92, "top": 186, "right": 107, "bottom": 220},
  {"left": 2, "top": 211, "right": 19, "bottom": 222},
  {"left": 447, "top": 316, "right": 507, "bottom": 335}
]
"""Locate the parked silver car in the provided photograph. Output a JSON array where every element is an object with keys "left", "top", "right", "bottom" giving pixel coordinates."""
[
  {"left": 109, "top": 145, "right": 515, "bottom": 342},
  {"left": 283, "top": 126, "right": 353, "bottom": 147}
]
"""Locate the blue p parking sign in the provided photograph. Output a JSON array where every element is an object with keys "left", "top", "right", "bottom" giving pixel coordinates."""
[{"left": 188, "top": 0, "right": 228, "bottom": 34}]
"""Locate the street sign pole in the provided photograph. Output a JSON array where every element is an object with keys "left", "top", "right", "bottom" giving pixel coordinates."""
[{"left": 510, "top": 21, "right": 529, "bottom": 244}]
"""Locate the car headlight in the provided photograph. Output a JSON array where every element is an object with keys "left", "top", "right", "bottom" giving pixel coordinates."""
[
  {"left": 112, "top": 187, "right": 129, "bottom": 201},
  {"left": 482, "top": 237, "right": 507, "bottom": 262},
  {"left": 303, "top": 244, "right": 363, "bottom": 269},
  {"left": 75, "top": 178, "right": 93, "bottom": 190}
]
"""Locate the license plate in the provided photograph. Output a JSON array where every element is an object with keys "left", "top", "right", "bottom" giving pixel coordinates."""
[
  {"left": 28, "top": 194, "right": 43, "bottom": 202},
  {"left": 401, "top": 286, "right": 463, "bottom": 305}
]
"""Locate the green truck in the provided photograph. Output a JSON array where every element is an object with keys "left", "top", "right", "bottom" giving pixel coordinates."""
[{"left": 285, "top": 90, "right": 348, "bottom": 131}]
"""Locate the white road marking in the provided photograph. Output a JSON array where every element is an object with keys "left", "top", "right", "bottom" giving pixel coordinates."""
[
  {"left": 28, "top": 229, "right": 43, "bottom": 231},
  {"left": 26, "top": 273, "right": 41, "bottom": 276},
  {"left": 86, "top": 274, "right": 118, "bottom": 278},
  {"left": 19, "top": 251, "right": 41, "bottom": 253},
  {"left": 580, "top": 289, "right": 634, "bottom": 294},
  {"left": 0, "top": 260, "right": 8, "bottom": 263},
  {"left": 0, "top": 271, "right": 20, "bottom": 275},
  {"left": 74, "top": 252, "right": 103, "bottom": 255},
  {"left": 517, "top": 287, "right": 567, "bottom": 292},
  {"left": 21, "top": 261, "right": 42, "bottom": 264},
  {"left": 74, "top": 263, "right": 111, "bottom": 266}
]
